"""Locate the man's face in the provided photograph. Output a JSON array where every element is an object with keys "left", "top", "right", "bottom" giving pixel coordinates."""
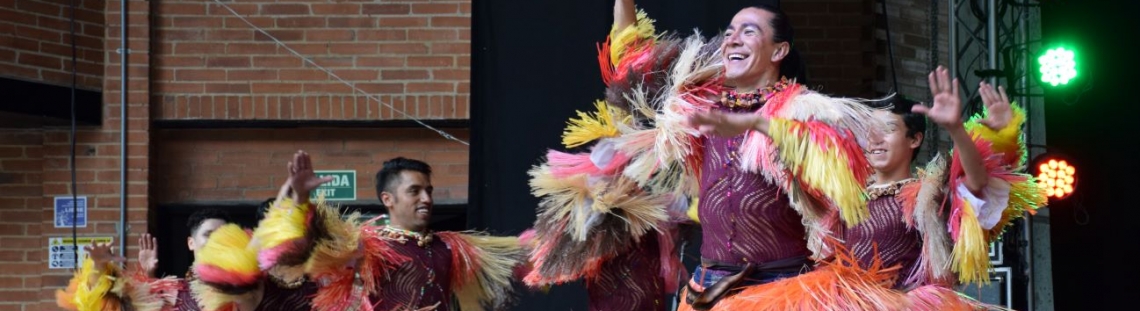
[
  {"left": 867, "top": 110, "right": 921, "bottom": 172},
  {"left": 187, "top": 218, "right": 226, "bottom": 257},
  {"left": 722, "top": 7, "right": 787, "bottom": 88},
  {"left": 381, "top": 170, "right": 434, "bottom": 232}
]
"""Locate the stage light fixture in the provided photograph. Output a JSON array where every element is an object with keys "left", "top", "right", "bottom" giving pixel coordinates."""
[
  {"left": 1032, "top": 153, "right": 1077, "bottom": 200},
  {"left": 1038, "top": 47, "right": 1077, "bottom": 87}
]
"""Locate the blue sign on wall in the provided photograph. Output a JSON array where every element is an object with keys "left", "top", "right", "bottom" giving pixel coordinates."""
[{"left": 54, "top": 196, "right": 87, "bottom": 228}]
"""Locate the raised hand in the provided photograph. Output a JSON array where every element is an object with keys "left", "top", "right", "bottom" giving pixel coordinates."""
[
  {"left": 688, "top": 109, "right": 765, "bottom": 138},
  {"left": 288, "top": 150, "right": 334, "bottom": 204},
  {"left": 84, "top": 242, "right": 123, "bottom": 272},
  {"left": 138, "top": 233, "right": 158, "bottom": 277},
  {"left": 977, "top": 82, "right": 1013, "bottom": 130},
  {"left": 914, "top": 66, "right": 963, "bottom": 129}
]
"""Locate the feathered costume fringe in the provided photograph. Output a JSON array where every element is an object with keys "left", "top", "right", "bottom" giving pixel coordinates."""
[
  {"left": 677, "top": 242, "right": 1005, "bottom": 311},
  {"left": 563, "top": 100, "right": 629, "bottom": 149},
  {"left": 527, "top": 6, "right": 884, "bottom": 306},
  {"left": 946, "top": 105, "right": 1047, "bottom": 284},
  {"left": 437, "top": 232, "right": 525, "bottom": 311},
  {"left": 251, "top": 197, "right": 522, "bottom": 311},
  {"left": 903, "top": 155, "right": 956, "bottom": 288},
  {"left": 189, "top": 224, "right": 262, "bottom": 311},
  {"left": 525, "top": 164, "right": 674, "bottom": 287},
  {"left": 56, "top": 257, "right": 123, "bottom": 311},
  {"left": 254, "top": 197, "right": 314, "bottom": 271},
  {"left": 193, "top": 224, "right": 262, "bottom": 294},
  {"left": 57, "top": 257, "right": 182, "bottom": 311}
]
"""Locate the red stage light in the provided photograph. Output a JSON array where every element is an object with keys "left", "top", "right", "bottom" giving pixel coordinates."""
[{"left": 1032, "top": 154, "right": 1076, "bottom": 200}]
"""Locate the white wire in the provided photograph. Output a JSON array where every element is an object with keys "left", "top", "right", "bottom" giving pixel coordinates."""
[{"left": 213, "top": 0, "right": 469, "bottom": 146}]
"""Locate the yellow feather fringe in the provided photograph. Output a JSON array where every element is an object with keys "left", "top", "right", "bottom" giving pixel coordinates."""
[
  {"left": 609, "top": 9, "right": 657, "bottom": 66},
  {"left": 190, "top": 279, "right": 257, "bottom": 311},
  {"left": 562, "top": 100, "right": 628, "bottom": 148},
  {"left": 197, "top": 224, "right": 260, "bottom": 278},
  {"left": 448, "top": 233, "right": 525, "bottom": 311},
  {"left": 304, "top": 201, "right": 363, "bottom": 277},
  {"left": 965, "top": 104, "right": 1027, "bottom": 164},
  {"left": 768, "top": 118, "right": 870, "bottom": 226},
  {"left": 951, "top": 201, "right": 990, "bottom": 285},
  {"left": 253, "top": 197, "right": 311, "bottom": 259},
  {"left": 66, "top": 257, "right": 120, "bottom": 311}
]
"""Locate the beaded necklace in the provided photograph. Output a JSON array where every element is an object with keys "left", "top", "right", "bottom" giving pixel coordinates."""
[
  {"left": 866, "top": 178, "right": 918, "bottom": 200},
  {"left": 718, "top": 77, "right": 792, "bottom": 109}
]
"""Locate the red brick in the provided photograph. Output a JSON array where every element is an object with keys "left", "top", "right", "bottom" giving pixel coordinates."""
[
  {"left": 311, "top": 3, "right": 361, "bottom": 15},
  {"left": 356, "top": 83, "right": 404, "bottom": 94},
  {"left": 430, "top": 16, "right": 470, "bottom": 27},
  {"left": 382, "top": 70, "right": 429, "bottom": 80},
  {"left": 328, "top": 17, "right": 375, "bottom": 28},
  {"left": 357, "top": 56, "right": 404, "bottom": 67},
  {"left": 206, "top": 57, "right": 251, "bottom": 68},
  {"left": 329, "top": 43, "right": 378, "bottom": 55},
  {"left": 0, "top": 277, "right": 22, "bottom": 289},
  {"left": 254, "top": 30, "right": 304, "bottom": 42},
  {"left": 253, "top": 56, "right": 302, "bottom": 68},
  {"left": 225, "top": 43, "right": 277, "bottom": 55},
  {"left": 357, "top": 29, "right": 407, "bottom": 41},
  {"left": 205, "top": 83, "right": 251, "bottom": 94},
  {"left": 432, "top": 69, "right": 469, "bottom": 81},
  {"left": 305, "top": 29, "right": 354, "bottom": 41},
  {"left": 260, "top": 3, "right": 311, "bottom": 15},
  {"left": 362, "top": 4, "right": 410, "bottom": 15},
  {"left": 228, "top": 69, "right": 278, "bottom": 83},
  {"left": 17, "top": 53, "right": 62, "bottom": 70},
  {"left": 206, "top": 29, "right": 254, "bottom": 41},
  {"left": 280, "top": 69, "right": 328, "bottom": 81},
  {"left": 251, "top": 83, "right": 296, "bottom": 94},
  {"left": 176, "top": 69, "right": 227, "bottom": 81},
  {"left": 171, "top": 16, "right": 223, "bottom": 28},
  {"left": 409, "top": 29, "right": 457, "bottom": 41},
  {"left": 275, "top": 17, "right": 326, "bottom": 28},
  {"left": 175, "top": 42, "right": 226, "bottom": 54},
  {"left": 379, "top": 43, "right": 429, "bottom": 55},
  {"left": 407, "top": 82, "right": 453, "bottom": 93},
  {"left": 411, "top": 3, "right": 458, "bottom": 14},
  {"left": 408, "top": 56, "right": 453, "bottom": 67},
  {"left": 379, "top": 17, "right": 429, "bottom": 27}
]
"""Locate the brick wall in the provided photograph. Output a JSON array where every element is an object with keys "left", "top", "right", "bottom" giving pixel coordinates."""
[
  {"left": 151, "top": 128, "right": 470, "bottom": 205},
  {"left": 149, "top": 0, "right": 471, "bottom": 121},
  {"left": 0, "top": 0, "right": 104, "bottom": 90},
  {"left": 0, "top": 130, "right": 44, "bottom": 311},
  {"left": 784, "top": 0, "right": 877, "bottom": 98},
  {"left": 873, "top": 0, "right": 953, "bottom": 159},
  {"left": 0, "top": 0, "right": 150, "bottom": 309}
]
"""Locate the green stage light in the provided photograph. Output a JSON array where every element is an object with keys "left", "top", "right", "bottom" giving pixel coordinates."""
[{"left": 1038, "top": 47, "right": 1077, "bottom": 86}]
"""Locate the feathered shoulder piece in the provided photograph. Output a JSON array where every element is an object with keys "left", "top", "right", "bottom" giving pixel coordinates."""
[
  {"left": 437, "top": 232, "right": 525, "bottom": 311},
  {"left": 55, "top": 257, "right": 126, "bottom": 311},
  {"left": 945, "top": 104, "right": 1047, "bottom": 285},
  {"left": 753, "top": 85, "right": 883, "bottom": 227}
]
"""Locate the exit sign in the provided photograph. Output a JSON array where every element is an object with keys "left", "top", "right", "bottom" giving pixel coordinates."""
[{"left": 312, "top": 170, "right": 356, "bottom": 201}]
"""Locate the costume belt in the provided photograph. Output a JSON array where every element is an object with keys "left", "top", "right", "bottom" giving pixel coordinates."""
[{"left": 684, "top": 255, "right": 810, "bottom": 310}]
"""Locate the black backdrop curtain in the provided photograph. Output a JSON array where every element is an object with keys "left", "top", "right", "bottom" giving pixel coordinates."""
[{"left": 470, "top": 0, "right": 776, "bottom": 309}]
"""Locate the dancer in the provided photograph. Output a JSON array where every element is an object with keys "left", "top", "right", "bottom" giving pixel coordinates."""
[
  {"left": 709, "top": 68, "right": 1048, "bottom": 310},
  {"left": 524, "top": 1, "right": 886, "bottom": 310},
  {"left": 55, "top": 207, "right": 317, "bottom": 311},
  {"left": 196, "top": 151, "right": 524, "bottom": 311}
]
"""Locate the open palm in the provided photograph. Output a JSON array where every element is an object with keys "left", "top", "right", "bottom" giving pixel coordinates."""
[
  {"left": 978, "top": 82, "right": 1013, "bottom": 130},
  {"left": 288, "top": 150, "right": 333, "bottom": 203},
  {"left": 138, "top": 233, "right": 158, "bottom": 277},
  {"left": 84, "top": 242, "right": 123, "bottom": 269},
  {"left": 914, "top": 66, "right": 962, "bottom": 128}
]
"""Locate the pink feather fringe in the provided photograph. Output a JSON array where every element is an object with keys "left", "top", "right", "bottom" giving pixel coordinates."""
[{"left": 194, "top": 265, "right": 260, "bottom": 288}]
